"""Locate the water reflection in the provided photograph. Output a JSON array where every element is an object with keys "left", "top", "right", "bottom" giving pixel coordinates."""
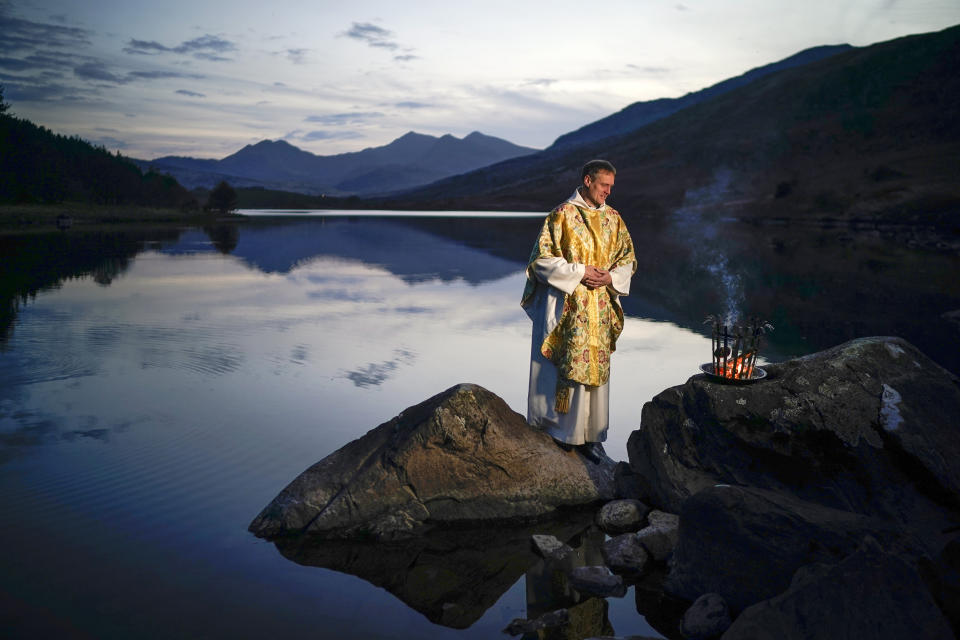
[
  {"left": 0, "top": 214, "right": 957, "bottom": 639},
  {"left": 276, "top": 514, "right": 595, "bottom": 630},
  {"left": 344, "top": 348, "right": 416, "bottom": 387}
]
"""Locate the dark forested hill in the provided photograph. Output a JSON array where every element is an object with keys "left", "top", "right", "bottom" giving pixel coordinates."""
[
  {"left": 549, "top": 44, "right": 852, "bottom": 150},
  {"left": 0, "top": 108, "right": 195, "bottom": 209},
  {"left": 385, "top": 25, "right": 960, "bottom": 226}
]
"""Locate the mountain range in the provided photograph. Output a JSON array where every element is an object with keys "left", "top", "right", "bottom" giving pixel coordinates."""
[
  {"left": 135, "top": 131, "right": 537, "bottom": 197},
  {"left": 380, "top": 24, "right": 960, "bottom": 225}
]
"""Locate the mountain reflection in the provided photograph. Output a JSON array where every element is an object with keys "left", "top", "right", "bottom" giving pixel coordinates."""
[
  {"left": 164, "top": 218, "right": 529, "bottom": 284},
  {"left": 273, "top": 514, "right": 595, "bottom": 630},
  {"left": 2, "top": 215, "right": 959, "bottom": 377}
]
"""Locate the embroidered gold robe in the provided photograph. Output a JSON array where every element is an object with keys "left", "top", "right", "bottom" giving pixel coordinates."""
[{"left": 521, "top": 190, "right": 636, "bottom": 445}]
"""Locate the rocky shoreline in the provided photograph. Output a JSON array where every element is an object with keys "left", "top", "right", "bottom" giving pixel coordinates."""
[{"left": 250, "top": 336, "right": 960, "bottom": 639}]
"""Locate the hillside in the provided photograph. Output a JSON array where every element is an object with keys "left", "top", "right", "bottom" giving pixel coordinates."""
[
  {"left": 549, "top": 44, "right": 852, "bottom": 150},
  {"left": 384, "top": 25, "right": 960, "bottom": 227},
  {"left": 139, "top": 131, "right": 537, "bottom": 197},
  {"left": 0, "top": 108, "right": 195, "bottom": 209}
]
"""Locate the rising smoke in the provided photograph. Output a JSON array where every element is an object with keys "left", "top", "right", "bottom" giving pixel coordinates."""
[{"left": 670, "top": 168, "right": 746, "bottom": 326}]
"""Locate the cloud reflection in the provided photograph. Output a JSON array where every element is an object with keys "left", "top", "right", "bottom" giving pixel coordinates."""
[{"left": 343, "top": 349, "right": 416, "bottom": 388}]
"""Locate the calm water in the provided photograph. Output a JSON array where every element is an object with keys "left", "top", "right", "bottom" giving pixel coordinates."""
[{"left": 1, "top": 212, "right": 958, "bottom": 639}]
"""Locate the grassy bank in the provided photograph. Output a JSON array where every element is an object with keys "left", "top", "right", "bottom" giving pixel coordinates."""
[{"left": 0, "top": 203, "right": 242, "bottom": 231}]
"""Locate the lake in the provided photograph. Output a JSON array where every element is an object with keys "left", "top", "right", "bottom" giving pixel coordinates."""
[{"left": 1, "top": 211, "right": 958, "bottom": 639}]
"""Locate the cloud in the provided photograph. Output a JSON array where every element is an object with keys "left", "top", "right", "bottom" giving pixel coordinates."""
[
  {"left": 304, "top": 111, "right": 383, "bottom": 125},
  {"left": 286, "top": 48, "right": 308, "bottom": 64},
  {"left": 193, "top": 52, "right": 231, "bottom": 62},
  {"left": 176, "top": 89, "right": 206, "bottom": 98},
  {"left": 71, "top": 64, "right": 205, "bottom": 86},
  {"left": 128, "top": 70, "right": 204, "bottom": 80},
  {"left": 626, "top": 63, "right": 671, "bottom": 75},
  {"left": 123, "top": 39, "right": 170, "bottom": 55},
  {"left": 525, "top": 78, "right": 557, "bottom": 87},
  {"left": 74, "top": 61, "right": 127, "bottom": 84},
  {"left": 123, "top": 34, "right": 237, "bottom": 61},
  {"left": 90, "top": 135, "right": 128, "bottom": 150},
  {"left": 299, "top": 129, "right": 365, "bottom": 142},
  {"left": 4, "top": 80, "right": 88, "bottom": 103},
  {"left": 343, "top": 22, "right": 398, "bottom": 50},
  {"left": 342, "top": 20, "right": 418, "bottom": 61},
  {"left": 0, "top": 11, "right": 92, "bottom": 54},
  {"left": 0, "top": 9, "right": 98, "bottom": 99},
  {"left": 0, "top": 56, "right": 34, "bottom": 72},
  {"left": 394, "top": 100, "right": 431, "bottom": 109}
]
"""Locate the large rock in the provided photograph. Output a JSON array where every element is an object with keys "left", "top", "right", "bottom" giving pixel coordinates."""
[
  {"left": 250, "top": 383, "right": 615, "bottom": 540},
  {"left": 664, "top": 484, "right": 919, "bottom": 613},
  {"left": 721, "top": 537, "right": 955, "bottom": 640},
  {"left": 627, "top": 337, "right": 960, "bottom": 554}
]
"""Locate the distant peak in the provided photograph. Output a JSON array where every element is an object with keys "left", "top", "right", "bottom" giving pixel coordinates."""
[{"left": 255, "top": 139, "right": 295, "bottom": 147}]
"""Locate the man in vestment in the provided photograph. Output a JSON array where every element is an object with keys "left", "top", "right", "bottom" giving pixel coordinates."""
[{"left": 521, "top": 159, "right": 636, "bottom": 462}]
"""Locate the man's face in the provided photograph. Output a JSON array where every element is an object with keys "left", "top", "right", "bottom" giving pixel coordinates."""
[{"left": 581, "top": 170, "right": 614, "bottom": 207}]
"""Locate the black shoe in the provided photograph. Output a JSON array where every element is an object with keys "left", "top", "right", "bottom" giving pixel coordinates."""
[
  {"left": 578, "top": 442, "right": 605, "bottom": 464},
  {"left": 553, "top": 438, "right": 574, "bottom": 452}
]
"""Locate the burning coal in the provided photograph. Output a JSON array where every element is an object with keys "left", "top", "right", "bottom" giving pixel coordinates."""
[{"left": 703, "top": 315, "right": 773, "bottom": 382}]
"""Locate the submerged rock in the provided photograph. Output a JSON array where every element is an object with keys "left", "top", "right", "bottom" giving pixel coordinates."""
[
  {"left": 569, "top": 566, "right": 627, "bottom": 598},
  {"left": 532, "top": 533, "right": 576, "bottom": 562},
  {"left": 627, "top": 336, "right": 960, "bottom": 555},
  {"left": 249, "top": 383, "right": 615, "bottom": 540},
  {"left": 504, "top": 609, "right": 570, "bottom": 636}
]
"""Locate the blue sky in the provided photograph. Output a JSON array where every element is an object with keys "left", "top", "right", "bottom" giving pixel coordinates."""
[{"left": 2, "top": 0, "right": 958, "bottom": 160}]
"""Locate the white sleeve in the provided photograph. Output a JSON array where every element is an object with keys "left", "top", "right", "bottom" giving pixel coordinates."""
[
  {"left": 609, "top": 262, "right": 634, "bottom": 296},
  {"left": 532, "top": 257, "right": 584, "bottom": 295}
]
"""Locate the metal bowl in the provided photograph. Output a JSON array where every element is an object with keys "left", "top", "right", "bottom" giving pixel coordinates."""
[{"left": 699, "top": 362, "right": 767, "bottom": 385}]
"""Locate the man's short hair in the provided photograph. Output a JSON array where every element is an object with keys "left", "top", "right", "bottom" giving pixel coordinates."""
[{"left": 581, "top": 159, "right": 616, "bottom": 180}]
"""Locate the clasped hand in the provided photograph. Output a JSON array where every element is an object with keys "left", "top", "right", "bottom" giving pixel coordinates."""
[{"left": 581, "top": 265, "right": 612, "bottom": 289}]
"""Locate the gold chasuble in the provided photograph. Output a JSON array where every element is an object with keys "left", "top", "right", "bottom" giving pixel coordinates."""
[{"left": 522, "top": 201, "right": 636, "bottom": 413}]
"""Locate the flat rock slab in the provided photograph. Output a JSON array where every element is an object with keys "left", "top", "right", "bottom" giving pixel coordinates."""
[{"left": 250, "top": 383, "right": 615, "bottom": 540}]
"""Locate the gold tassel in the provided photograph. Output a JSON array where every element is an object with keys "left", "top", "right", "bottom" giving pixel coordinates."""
[{"left": 555, "top": 382, "right": 571, "bottom": 414}]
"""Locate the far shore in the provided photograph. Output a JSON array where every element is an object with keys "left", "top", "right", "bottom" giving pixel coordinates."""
[{"left": 0, "top": 203, "right": 244, "bottom": 232}]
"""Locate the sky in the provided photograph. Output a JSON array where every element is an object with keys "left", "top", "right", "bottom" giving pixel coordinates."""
[{"left": 2, "top": 0, "right": 959, "bottom": 160}]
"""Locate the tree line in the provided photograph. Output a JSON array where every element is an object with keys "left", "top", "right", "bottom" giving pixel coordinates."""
[{"left": 0, "top": 85, "right": 237, "bottom": 211}]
